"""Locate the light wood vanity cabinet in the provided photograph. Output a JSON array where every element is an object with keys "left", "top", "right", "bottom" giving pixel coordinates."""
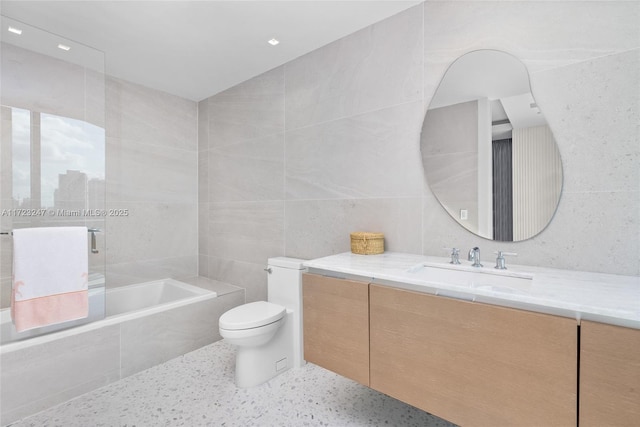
[
  {"left": 579, "top": 320, "right": 640, "bottom": 427},
  {"left": 302, "top": 273, "right": 370, "bottom": 386},
  {"left": 303, "top": 273, "right": 638, "bottom": 426},
  {"left": 369, "top": 284, "right": 577, "bottom": 427}
]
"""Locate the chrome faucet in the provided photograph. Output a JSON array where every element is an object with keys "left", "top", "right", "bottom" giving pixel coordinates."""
[
  {"left": 468, "top": 247, "right": 482, "bottom": 267},
  {"left": 448, "top": 248, "right": 461, "bottom": 265}
]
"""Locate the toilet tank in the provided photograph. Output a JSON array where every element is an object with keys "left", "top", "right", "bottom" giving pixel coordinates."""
[{"left": 267, "top": 257, "right": 307, "bottom": 310}]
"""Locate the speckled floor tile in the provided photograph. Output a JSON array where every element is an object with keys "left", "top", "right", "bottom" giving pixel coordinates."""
[{"left": 8, "top": 340, "right": 457, "bottom": 427}]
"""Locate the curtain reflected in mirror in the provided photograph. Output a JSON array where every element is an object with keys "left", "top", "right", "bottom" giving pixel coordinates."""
[
  {"left": 492, "top": 139, "right": 512, "bottom": 241},
  {"left": 421, "top": 50, "right": 563, "bottom": 242}
]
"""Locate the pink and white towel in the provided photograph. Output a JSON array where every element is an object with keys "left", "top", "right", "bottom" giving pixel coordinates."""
[{"left": 11, "top": 226, "right": 89, "bottom": 332}]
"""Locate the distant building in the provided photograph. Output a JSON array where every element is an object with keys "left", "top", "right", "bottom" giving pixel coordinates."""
[{"left": 54, "top": 170, "right": 87, "bottom": 210}]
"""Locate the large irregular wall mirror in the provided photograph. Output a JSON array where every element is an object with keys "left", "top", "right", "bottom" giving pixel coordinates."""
[{"left": 421, "top": 50, "right": 563, "bottom": 242}]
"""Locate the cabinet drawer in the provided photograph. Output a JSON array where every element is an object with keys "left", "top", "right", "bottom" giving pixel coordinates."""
[
  {"left": 302, "top": 273, "right": 369, "bottom": 386},
  {"left": 580, "top": 320, "right": 640, "bottom": 427},
  {"left": 370, "top": 284, "right": 577, "bottom": 427}
]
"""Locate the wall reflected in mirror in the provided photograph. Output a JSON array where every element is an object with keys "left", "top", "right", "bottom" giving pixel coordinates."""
[{"left": 421, "top": 50, "right": 563, "bottom": 242}]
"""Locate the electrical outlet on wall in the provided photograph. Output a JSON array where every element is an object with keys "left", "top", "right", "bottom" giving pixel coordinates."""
[{"left": 460, "top": 209, "right": 468, "bottom": 220}]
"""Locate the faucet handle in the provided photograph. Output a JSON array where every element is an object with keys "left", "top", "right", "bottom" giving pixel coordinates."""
[
  {"left": 494, "top": 251, "right": 517, "bottom": 270},
  {"left": 443, "top": 247, "right": 461, "bottom": 264}
]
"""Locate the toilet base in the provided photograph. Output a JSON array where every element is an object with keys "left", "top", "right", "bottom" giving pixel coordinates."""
[{"left": 234, "top": 311, "right": 294, "bottom": 388}]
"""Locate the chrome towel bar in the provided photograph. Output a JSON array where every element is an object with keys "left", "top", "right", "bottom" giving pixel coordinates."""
[{"left": 0, "top": 228, "right": 102, "bottom": 254}]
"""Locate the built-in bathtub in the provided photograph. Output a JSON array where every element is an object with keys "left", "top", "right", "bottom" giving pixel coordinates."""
[
  {"left": 0, "top": 278, "right": 216, "bottom": 347},
  {"left": 0, "top": 278, "right": 224, "bottom": 426}
]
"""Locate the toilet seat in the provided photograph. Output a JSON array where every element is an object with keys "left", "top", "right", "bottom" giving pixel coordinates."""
[{"left": 219, "top": 301, "right": 286, "bottom": 331}]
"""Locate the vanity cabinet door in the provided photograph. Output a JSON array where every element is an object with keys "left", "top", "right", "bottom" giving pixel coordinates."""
[
  {"left": 580, "top": 320, "right": 640, "bottom": 427},
  {"left": 302, "top": 273, "right": 369, "bottom": 386},
  {"left": 369, "top": 284, "right": 577, "bottom": 427}
]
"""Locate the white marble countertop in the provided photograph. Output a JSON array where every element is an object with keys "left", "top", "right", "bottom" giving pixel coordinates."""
[{"left": 304, "top": 252, "right": 640, "bottom": 329}]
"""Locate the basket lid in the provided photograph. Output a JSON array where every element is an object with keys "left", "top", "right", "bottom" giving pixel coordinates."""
[{"left": 350, "top": 231, "right": 384, "bottom": 239}]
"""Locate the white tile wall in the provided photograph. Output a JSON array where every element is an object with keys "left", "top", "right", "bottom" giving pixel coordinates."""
[
  {"left": 105, "top": 77, "right": 198, "bottom": 287},
  {"left": 285, "top": 7, "right": 423, "bottom": 130},
  {"left": 200, "top": 1, "right": 640, "bottom": 298}
]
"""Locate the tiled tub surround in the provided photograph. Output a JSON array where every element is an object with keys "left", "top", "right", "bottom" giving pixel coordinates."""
[
  {"left": 305, "top": 252, "right": 640, "bottom": 328},
  {"left": 0, "top": 277, "right": 243, "bottom": 426},
  {"left": 105, "top": 77, "right": 198, "bottom": 288}
]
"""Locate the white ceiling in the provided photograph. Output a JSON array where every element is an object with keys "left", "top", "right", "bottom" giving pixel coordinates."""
[{"left": 1, "top": 1, "right": 420, "bottom": 101}]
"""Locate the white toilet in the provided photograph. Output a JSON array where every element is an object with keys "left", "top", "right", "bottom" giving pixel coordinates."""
[{"left": 218, "top": 257, "right": 306, "bottom": 388}]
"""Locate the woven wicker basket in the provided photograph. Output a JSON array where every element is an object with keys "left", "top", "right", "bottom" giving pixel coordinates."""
[{"left": 350, "top": 232, "right": 384, "bottom": 255}]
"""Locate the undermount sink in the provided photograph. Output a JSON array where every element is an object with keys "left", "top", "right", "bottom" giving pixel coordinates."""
[{"left": 405, "top": 262, "right": 533, "bottom": 292}]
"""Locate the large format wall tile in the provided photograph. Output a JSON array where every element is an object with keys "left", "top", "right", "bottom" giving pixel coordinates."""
[
  {"left": 106, "top": 201, "right": 197, "bottom": 265},
  {"left": 0, "top": 109, "right": 11, "bottom": 288},
  {"left": 1, "top": 43, "right": 85, "bottom": 123},
  {"left": 106, "top": 77, "right": 197, "bottom": 151},
  {"left": 523, "top": 191, "right": 639, "bottom": 275},
  {"left": 200, "top": 0, "right": 639, "bottom": 293},
  {"left": 85, "top": 69, "right": 106, "bottom": 129},
  {"left": 198, "top": 254, "right": 209, "bottom": 278},
  {"left": 208, "top": 133, "right": 285, "bottom": 202},
  {"left": 285, "top": 198, "right": 423, "bottom": 260},
  {"left": 198, "top": 149, "right": 209, "bottom": 204},
  {"left": 105, "top": 77, "right": 198, "bottom": 287},
  {"left": 207, "top": 67, "right": 284, "bottom": 149},
  {"left": 107, "top": 137, "right": 197, "bottom": 203},
  {"left": 530, "top": 49, "right": 639, "bottom": 194},
  {"left": 0, "top": 107, "right": 12, "bottom": 205},
  {"left": 285, "top": 5, "right": 423, "bottom": 130},
  {"left": 198, "top": 99, "right": 209, "bottom": 153},
  {"left": 0, "top": 103, "right": 11, "bottom": 292},
  {"left": 120, "top": 294, "right": 242, "bottom": 377},
  {"left": 286, "top": 102, "right": 424, "bottom": 200},
  {"left": 207, "top": 201, "right": 284, "bottom": 265},
  {"left": 422, "top": 1, "right": 640, "bottom": 100},
  {"left": 0, "top": 277, "right": 11, "bottom": 310},
  {"left": 0, "top": 325, "right": 120, "bottom": 425},
  {"left": 205, "top": 256, "right": 267, "bottom": 303},
  {"left": 426, "top": 190, "right": 640, "bottom": 277},
  {"left": 106, "top": 255, "right": 198, "bottom": 288},
  {"left": 198, "top": 202, "right": 209, "bottom": 257}
]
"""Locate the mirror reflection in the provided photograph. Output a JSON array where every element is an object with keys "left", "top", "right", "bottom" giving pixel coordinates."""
[{"left": 421, "top": 50, "right": 562, "bottom": 242}]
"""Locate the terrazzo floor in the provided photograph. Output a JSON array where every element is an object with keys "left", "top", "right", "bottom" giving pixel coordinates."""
[{"left": 9, "top": 340, "right": 458, "bottom": 427}]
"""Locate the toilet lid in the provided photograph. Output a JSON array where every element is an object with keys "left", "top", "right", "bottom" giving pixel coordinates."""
[{"left": 219, "top": 301, "right": 286, "bottom": 330}]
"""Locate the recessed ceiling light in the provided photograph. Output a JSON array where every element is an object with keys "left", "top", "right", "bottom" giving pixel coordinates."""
[
  {"left": 8, "top": 26, "right": 22, "bottom": 35},
  {"left": 268, "top": 38, "right": 280, "bottom": 46},
  {"left": 57, "top": 44, "right": 71, "bottom": 51}
]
